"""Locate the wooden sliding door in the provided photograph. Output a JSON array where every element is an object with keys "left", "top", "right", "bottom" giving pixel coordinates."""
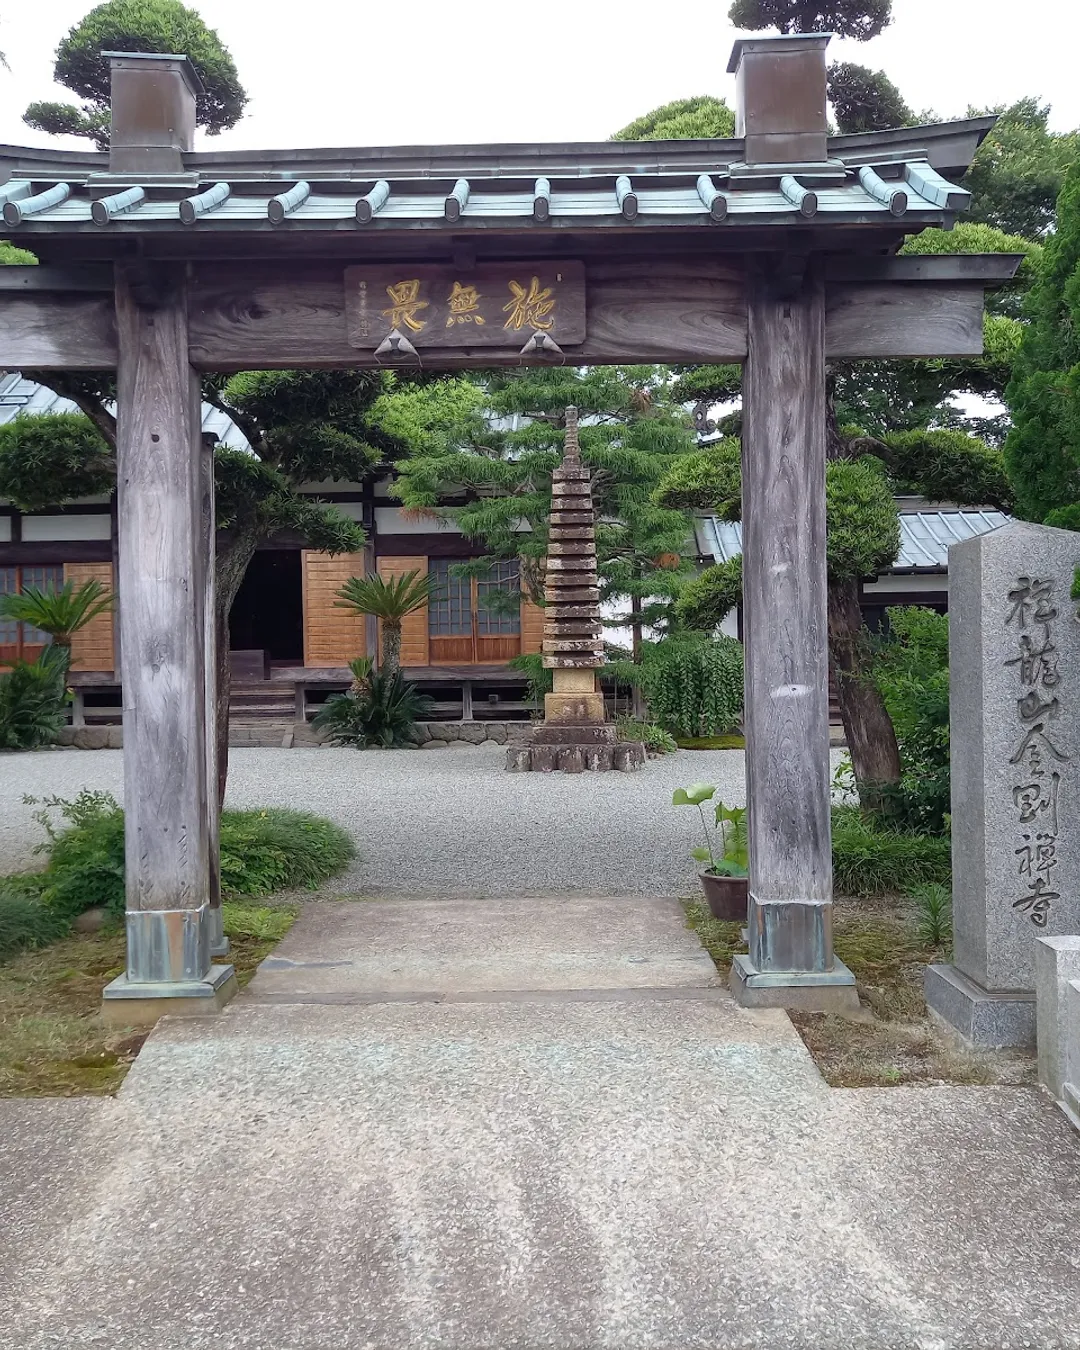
[{"left": 428, "top": 558, "right": 521, "bottom": 665}]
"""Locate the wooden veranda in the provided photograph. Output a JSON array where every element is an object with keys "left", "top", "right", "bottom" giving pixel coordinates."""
[{"left": 0, "top": 36, "right": 1018, "bottom": 1017}]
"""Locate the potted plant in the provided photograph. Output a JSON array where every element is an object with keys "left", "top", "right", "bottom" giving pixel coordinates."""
[{"left": 672, "top": 782, "right": 748, "bottom": 921}]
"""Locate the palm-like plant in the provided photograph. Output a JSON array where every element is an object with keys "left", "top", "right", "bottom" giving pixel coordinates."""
[
  {"left": 334, "top": 570, "right": 436, "bottom": 677},
  {"left": 0, "top": 578, "right": 113, "bottom": 678}
]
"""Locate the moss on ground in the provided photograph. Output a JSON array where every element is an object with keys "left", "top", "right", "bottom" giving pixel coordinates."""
[
  {"left": 675, "top": 734, "right": 746, "bottom": 750},
  {"left": 0, "top": 901, "right": 297, "bottom": 1097},
  {"left": 683, "top": 892, "right": 1035, "bottom": 1090}
]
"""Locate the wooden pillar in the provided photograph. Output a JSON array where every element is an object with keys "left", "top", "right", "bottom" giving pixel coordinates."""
[
  {"left": 200, "top": 432, "right": 227, "bottom": 957},
  {"left": 730, "top": 257, "right": 857, "bottom": 1011},
  {"left": 101, "top": 262, "right": 235, "bottom": 1023}
]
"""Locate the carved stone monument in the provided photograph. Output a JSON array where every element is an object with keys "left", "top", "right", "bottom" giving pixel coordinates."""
[
  {"left": 926, "top": 521, "right": 1080, "bottom": 1047},
  {"left": 506, "top": 407, "right": 644, "bottom": 773}
]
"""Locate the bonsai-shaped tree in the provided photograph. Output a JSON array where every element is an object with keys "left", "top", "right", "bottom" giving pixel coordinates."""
[
  {"left": 24, "top": 0, "right": 247, "bottom": 149},
  {"left": 334, "top": 570, "right": 436, "bottom": 679},
  {"left": 0, "top": 577, "right": 113, "bottom": 680}
]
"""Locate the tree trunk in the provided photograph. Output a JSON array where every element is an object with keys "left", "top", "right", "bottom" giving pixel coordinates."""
[
  {"left": 827, "top": 576, "right": 902, "bottom": 814},
  {"left": 213, "top": 528, "right": 261, "bottom": 806},
  {"left": 630, "top": 591, "right": 647, "bottom": 721},
  {"left": 383, "top": 623, "right": 402, "bottom": 679}
]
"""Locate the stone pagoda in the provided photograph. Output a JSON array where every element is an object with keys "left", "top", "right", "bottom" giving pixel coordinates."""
[{"left": 507, "top": 407, "right": 645, "bottom": 773}]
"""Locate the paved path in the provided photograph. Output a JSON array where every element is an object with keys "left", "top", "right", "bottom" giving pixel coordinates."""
[
  {"left": 0, "top": 745, "right": 843, "bottom": 895},
  {"left": 3, "top": 895, "right": 1079, "bottom": 1349}
]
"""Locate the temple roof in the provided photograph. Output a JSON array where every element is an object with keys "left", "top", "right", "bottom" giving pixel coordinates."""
[{"left": 0, "top": 118, "right": 991, "bottom": 241}]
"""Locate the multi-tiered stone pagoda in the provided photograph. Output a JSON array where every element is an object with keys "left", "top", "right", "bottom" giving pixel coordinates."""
[{"left": 507, "top": 408, "right": 645, "bottom": 773}]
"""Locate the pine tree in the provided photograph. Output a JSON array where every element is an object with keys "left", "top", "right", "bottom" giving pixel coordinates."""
[
  {"left": 24, "top": 0, "right": 247, "bottom": 149},
  {"left": 728, "top": 0, "right": 892, "bottom": 40},
  {"left": 392, "top": 368, "right": 699, "bottom": 680}
]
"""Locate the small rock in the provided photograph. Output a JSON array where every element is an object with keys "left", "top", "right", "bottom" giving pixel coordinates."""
[
  {"left": 56, "top": 726, "right": 76, "bottom": 746},
  {"left": 73, "top": 726, "right": 110, "bottom": 751},
  {"left": 459, "top": 722, "right": 487, "bottom": 745},
  {"left": 105, "top": 725, "right": 124, "bottom": 749},
  {"left": 73, "top": 907, "right": 109, "bottom": 934},
  {"left": 421, "top": 739, "right": 449, "bottom": 749}
]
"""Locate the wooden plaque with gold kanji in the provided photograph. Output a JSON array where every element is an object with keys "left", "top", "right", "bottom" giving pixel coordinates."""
[{"left": 344, "top": 262, "right": 586, "bottom": 348}]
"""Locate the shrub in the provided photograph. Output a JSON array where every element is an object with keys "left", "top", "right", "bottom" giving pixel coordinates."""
[
  {"left": 312, "top": 671, "right": 434, "bottom": 748},
  {"left": 638, "top": 633, "right": 743, "bottom": 738},
  {"left": 508, "top": 651, "right": 553, "bottom": 710},
  {"left": 831, "top": 807, "right": 951, "bottom": 897},
  {"left": 0, "top": 659, "right": 67, "bottom": 749},
  {"left": 0, "top": 877, "right": 68, "bottom": 961},
  {"left": 616, "top": 718, "right": 678, "bottom": 756},
  {"left": 15, "top": 791, "right": 355, "bottom": 923},
  {"left": 870, "top": 607, "right": 951, "bottom": 832}
]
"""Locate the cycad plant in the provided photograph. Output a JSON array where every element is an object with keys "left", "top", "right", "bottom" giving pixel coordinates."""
[
  {"left": 312, "top": 670, "right": 434, "bottom": 749},
  {"left": 334, "top": 571, "right": 436, "bottom": 677},
  {"left": 0, "top": 659, "right": 68, "bottom": 749},
  {"left": 0, "top": 578, "right": 112, "bottom": 679}
]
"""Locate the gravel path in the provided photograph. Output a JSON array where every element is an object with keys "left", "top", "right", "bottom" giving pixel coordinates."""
[{"left": 0, "top": 745, "right": 846, "bottom": 896}]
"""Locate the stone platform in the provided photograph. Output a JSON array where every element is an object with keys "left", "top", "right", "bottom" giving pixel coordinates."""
[{"left": 2, "top": 894, "right": 1079, "bottom": 1349}]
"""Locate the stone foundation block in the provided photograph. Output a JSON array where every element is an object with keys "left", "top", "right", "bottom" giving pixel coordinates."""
[
  {"left": 544, "top": 692, "right": 606, "bottom": 723},
  {"left": 924, "top": 963, "right": 1036, "bottom": 1049},
  {"left": 1035, "top": 937, "right": 1080, "bottom": 1101},
  {"left": 101, "top": 964, "right": 238, "bottom": 1028}
]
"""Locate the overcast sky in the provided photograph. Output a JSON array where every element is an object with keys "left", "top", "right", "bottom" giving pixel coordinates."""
[{"left": 0, "top": 0, "right": 1077, "bottom": 153}]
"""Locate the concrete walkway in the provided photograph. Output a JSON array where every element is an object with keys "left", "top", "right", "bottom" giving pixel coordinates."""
[{"left": 3, "top": 896, "right": 1080, "bottom": 1349}]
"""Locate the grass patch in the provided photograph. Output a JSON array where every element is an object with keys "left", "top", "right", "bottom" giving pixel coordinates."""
[
  {"left": 683, "top": 890, "right": 1033, "bottom": 1089},
  {"left": 0, "top": 900, "right": 298, "bottom": 1098},
  {"left": 675, "top": 734, "right": 745, "bottom": 750},
  {"left": 831, "top": 807, "right": 951, "bottom": 897}
]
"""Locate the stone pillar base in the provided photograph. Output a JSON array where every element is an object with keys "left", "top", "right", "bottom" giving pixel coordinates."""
[
  {"left": 1062, "top": 1081, "right": 1080, "bottom": 1133},
  {"left": 506, "top": 741, "right": 645, "bottom": 773},
  {"left": 924, "top": 963, "right": 1035, "bottom": 1049},
  {"left": 729, "top": 952, "right": 860, "bottom": 1012},
  {"left": 101, "top": 963, "right": 238, "bottom": 1028}
]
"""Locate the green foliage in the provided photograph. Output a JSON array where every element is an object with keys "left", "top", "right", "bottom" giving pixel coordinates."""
[
  {"left": 639, "top": 633, "right": 743, "bottom": 738},
  {"left": 878, "top": 429, "right": 1013, "bottom": 510},
  {"left": 613, "top": 97, "right": 735, "bottom": 141},
  {"left": 728, "top": 0, "right": 892, "bottom": 39},
  {"left": 616, "top": 718, "right": 678, "bottom": 756},
  {"left": 0, "top": 579, "right": 113, "bottom": 652},
  {"left": 16, "top": 791, "right": 354, "bottom": 922},
  {"left": 25, "top": 0, "right": 247, "bottom": 147},
  {"left": 1005, "top": 157, "right": 1080, "bottom": 523},
  {"left": 827, "top": 62, "right": 912, "bottom": 134},
  {"left": 870, "top": 607, "right": 951, "bottom": 832},
  {"left": 508, "top": 651, "right": 553, "bottom": 708},
  {"left": 0, "top": 241, "right": 37, "bottom": 266},
  {"left": 672, "top": 782, "right": 748, "bottom": 877},
  {"left": 831, "top": 807, "right": 952, "bottom": 897},
  {"left": 908, "top": 882, "right": 952, "bottom": 950},
  {"left": 963, "top": 97, "right": 1080, "bottom": 240},
  {"left": 312, "top": 673, "right": 435, "bottom": 749},
  {"left": 0, "top": 882, "right": 70, "bottom": 962},
  {"left": 676, "top": 556, "right": 743, "bottom": 631},
  {"left": 824, "top": 459, "right": 899, "bottom": 582},
  {"left": 0, "top": 413, "right": 113, "bottom": 510},
  {"left": 668, "top": 365, "right": 742, "bottom": 407},
  {"left": 394, "top": 367, "right": 699, "bottom": 636},
  {"left": 652, "top": 439, "right": 741, "bottom": 516},
  {"left": 0, "top": 661, "right": 67, "bottom": 750},
  {"left": 217, "top": 809, "right": 355, "bottom": 896},
  {"left": 335, "top": 570, "right": 436, "bottom": 624}
]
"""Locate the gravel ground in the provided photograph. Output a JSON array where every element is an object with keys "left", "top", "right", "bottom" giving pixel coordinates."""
[{"left": 0, "top": 745, "right": 846, "bottom": 896}]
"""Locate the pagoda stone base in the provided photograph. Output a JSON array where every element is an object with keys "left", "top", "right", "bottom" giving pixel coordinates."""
[{"left": 506, "top": 723, "right": 645, "bottom": 773}]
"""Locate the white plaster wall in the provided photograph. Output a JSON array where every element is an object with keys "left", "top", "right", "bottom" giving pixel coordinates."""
[{"left": 20, "top": 514, "right": 112, "bottom": 542}]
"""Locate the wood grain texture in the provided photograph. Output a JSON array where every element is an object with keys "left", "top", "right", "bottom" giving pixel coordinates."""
[
  {"left": 64, "top": 560, "right": 114, "bottom": 672},
  {"left": 0, "top": 265, "right": 993, "bottom": 370},
  {"left": 0, "top": 293, "right": 117, "bottom": 368},
  {"left": 115, "top": 262, "right": 210, "bottom": 915},
  {"left": 186, "top": 260, "right": 748, "bottom": 368},
  {"left": 302, "top": 550, "right": 366, "bottom": 668},
  {"left": 826, "top": 283, "right": 984, "bottom": 358},
  {"left": 375, "top": 555, "right": 428, "bottom": 668},
  {"left": 520, "top": 595, "right": 545, "bottom": 656},
  {"left": 741, "top": 260, "right": 833, "bottom": 939}
]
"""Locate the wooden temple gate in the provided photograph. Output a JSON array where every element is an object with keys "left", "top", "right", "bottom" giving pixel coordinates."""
[{"left": 0, "top": 38, "right": 1017, "bottom": 1020}]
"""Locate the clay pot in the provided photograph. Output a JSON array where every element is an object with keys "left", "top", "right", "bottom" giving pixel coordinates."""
[{"left": 699, "top": 872, "right": 748, "bottom": 922}]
